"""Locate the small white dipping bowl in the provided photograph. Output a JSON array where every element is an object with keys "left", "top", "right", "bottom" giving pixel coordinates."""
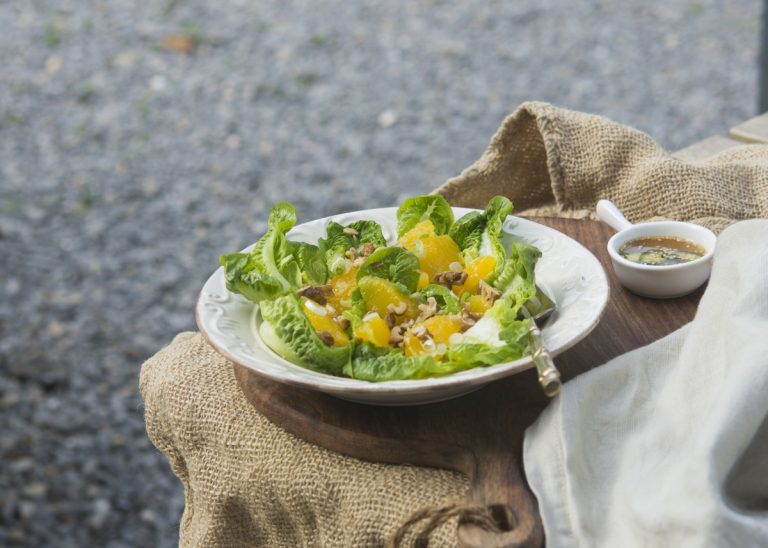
[{"left": 596, "top": 200, "right": 717, "bottom": 299}]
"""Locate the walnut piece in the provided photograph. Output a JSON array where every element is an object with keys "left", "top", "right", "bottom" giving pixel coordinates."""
[
  {"left": 416, "top": 296, "right": 439, "bottom": 323},
  {"left": 386, "top": 302, "right": 408, "bottom": 316},
  {"left": 334, "top": 316, "right": 351, "bottom": 330},
  {"left": 479, "top": 280, "right": 502, "bottom": 304},
  {"left": 433, "top": 270, "right": 468, "bottom": 288},
  {"left": 411, "top": 325, "right": 432, "bottom": 341},
  {"left": 384, "top": 312, "right": 396, "bottom": 329},
  {"left": 389, "top": 325, "right": 405, "bottom": 346},
  {"left": 297, "top": 284, "right": 334, "bottom": 305},
  {"left": 317, "top": 331, "right": 334, "bottom": 346},
  {"left": 360, "top": 242, "right": 375, "bottom": 257},
  {"left": 459, "top": 309, "right": 480, "bottom": 331}
]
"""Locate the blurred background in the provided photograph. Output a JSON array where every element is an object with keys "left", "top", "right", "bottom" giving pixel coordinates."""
[{"left": 0, "top": 0, "right": 760, "bottom": 546}]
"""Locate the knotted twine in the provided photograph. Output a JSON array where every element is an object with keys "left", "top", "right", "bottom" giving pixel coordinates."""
[{"left": 386, "top": 503, "right": 506, "bottom": 548}]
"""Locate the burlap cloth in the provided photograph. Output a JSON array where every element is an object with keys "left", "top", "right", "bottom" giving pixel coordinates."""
[{"left": 140, "top": 102, "right": 768, "bottom": 547}]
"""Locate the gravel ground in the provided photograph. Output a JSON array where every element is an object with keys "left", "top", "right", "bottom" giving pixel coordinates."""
[{"left": 0, "top": 0, "right": 760, "bottom": 545}]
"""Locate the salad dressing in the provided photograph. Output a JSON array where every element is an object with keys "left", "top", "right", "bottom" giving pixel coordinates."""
[{"left": 620, "top": 237, "right": 705, "bottom": 266}]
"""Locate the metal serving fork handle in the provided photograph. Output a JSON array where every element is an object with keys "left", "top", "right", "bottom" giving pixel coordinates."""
[
  {"left": 525, "top": 311, "right": 561, "bottom": 397},
  {"left": 520, "top": 287, "right": 562, "bottom": 398}
]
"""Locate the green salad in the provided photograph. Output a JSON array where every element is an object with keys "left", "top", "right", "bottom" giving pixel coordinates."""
[{"left": 219, "top": 195, "right": 542, "bottom": 381}]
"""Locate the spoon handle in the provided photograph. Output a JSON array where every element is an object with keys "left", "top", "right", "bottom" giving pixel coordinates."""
[{"left": 596, "top": 199, "right": 633, "bottom": 232}]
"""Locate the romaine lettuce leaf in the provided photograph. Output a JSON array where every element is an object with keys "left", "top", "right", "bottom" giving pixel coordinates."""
[
  {"left": 320, "top": 220, "right": 386, "bottom": 276},
  {"left": 440, "top": 316, "right": 529, "bottom": 373},
  {"left": 347, "top": 220, "right": 387, "bottom": 248},
  {"left": 341, "top": 288, "right": 367, "bottom": 327},
  {"left": 451, "top": 293, "right": 530, "bottom": 348},
  {"left": 220, "top": 202, "right": 305, "bottom": 303},
  {"left": 357, "top": 246, "right": 421, "bottom": 293},
  {"left": 349, "top": 314, "right": 530, "bottom": 380},
  {"left": 492, "top": 241, "right": 541, "bottom": 310},
  {"left": 287, "top": 240, "right": 327, "bottom": 286},
  {"left": 484, "top": 196, "right": 513, "bottom": 245},
  {"left": 397, "top": 195, "right": 454, "bottom": 237},
  {"left": 448, "top": 196, "right": 514, "bottom": 280},
  {"left": 442, "top": 319, "right": 529, "bottom": 369},
  {"left": 347, "top": 343, "right": 439, "bottom": 381},
  {"left": 219, "top": 253, "right": 286, "bottom": 303},
  {"left": 259, "top": 293, "right": 351, "bottom": 376},
  {"left": 447, "top": 211, "right": 485, "bottom": 253}
]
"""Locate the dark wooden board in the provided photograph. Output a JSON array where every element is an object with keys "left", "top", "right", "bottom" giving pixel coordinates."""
[{"left": 233, "top": 219, "right": 703, "bottom": 547}]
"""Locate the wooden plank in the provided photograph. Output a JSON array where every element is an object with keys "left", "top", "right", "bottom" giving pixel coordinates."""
[
  {"left": 673, "top": 135, "right": 743, "bottom": 162},
  {"left": 729, "top": 113, "right": 768, "bottom": 143}
]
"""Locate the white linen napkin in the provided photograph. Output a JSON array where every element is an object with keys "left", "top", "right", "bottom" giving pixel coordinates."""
[{"left": 524, "top": 220, "right": 768, "bottom": 547}]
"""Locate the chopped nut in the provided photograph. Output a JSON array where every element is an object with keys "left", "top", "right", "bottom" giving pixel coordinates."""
[
  {"left": 416, "top": 296, "right": 439, "bottom": 323},
  {"left": 459, "top": 309, "right": 480, "bottom": 331},
  {"left": 352, "top": 257, "right": 365, "bottom": 268},
  {"left": 449, "top": 261, "right": 463, "bottom": 272},
  {"left": 433, "top": 270, "right": 468, "bottom": 288},
  {"left": 385, "top": 312, "right": 396, "bottom": 329},
  {"left": 389, "top": 325, "right": 405, "bottom": 346},
  {"left": 360, "top": 242, "right": 375, "bottom": 257},
  {"left": 386, "top": 302, "right": 408, "bottom": 316},
  {"left": 460, "top": 307, "right": 481, "bottom": 322},
  {"left": 345, "top": 247, "right": 357, "bottom": 260},
  {"left": 317, "top": 331, "right": 334, "bottom": 346},
  {"left": 343, "top": 227, "right": 359, "bottom": 236},
  {"left": 479, "top": 280, "right": 502, "bottom": 303},
  {"left": 297, "top": 285, "right": 334, "bottom": 305},
  {"left": 325, "top": 304, "right": 337, "bottom": 316},
  {"left": 334, "top": 316, "right": 351, "bottom": 330},
  {"left": 409, "top": 325, "right": 433, "bottom": 342}
]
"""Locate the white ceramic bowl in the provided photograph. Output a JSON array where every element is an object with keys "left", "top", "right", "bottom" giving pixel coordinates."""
[
  {"left": 197, "top": 207, "right": 610, "bottom": 405},
  {"left": 597, "top": 200, "right": 717, "bottom": 299}
]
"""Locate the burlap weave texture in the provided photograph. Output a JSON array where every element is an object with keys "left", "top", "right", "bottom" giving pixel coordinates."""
[
  {"left": 141, "top": 333, "right": 469, "bottom": 547},
  {"left": 141, "top": 102, "right": 768, "bottom": 547},
  {"left": 435, "top": 102, "right": 768, "bottom": 231}
]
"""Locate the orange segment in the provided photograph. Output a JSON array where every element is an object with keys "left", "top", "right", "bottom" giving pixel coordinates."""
[
  {"left": 421, "top": 315, "right": 464, "bottom": 346},
  {"left": 300, "top": 298, "right": 349, "bottom": 346},
  {"left": 326, "top": 266, "right": 359, "bottom": 312},
  {"left": 354, "top": 315, "right": 391, "bottom": 348},
  {"left": 402, "top": 331, "right": 425, "bottom": 357},
  {"left": 403, "top": 316, "right": 462, "bottom": 357},
  {"left": 467, "top": 294, "right": 492, "bottom": 315},
  {"left": 413, "top": 235, "right": 462, "bottom": 279},
  {"left": 357, "top": 276, "right": 418, "bottom": 321},
  {"left": 454, "top": 255, "right": 497, "bottom": 295},
  {"left": 416, "top": 271, "right": 430, "bottom": 290},
  {"left": 398, "top": 219, "right": 436, "bottom": 250}
]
